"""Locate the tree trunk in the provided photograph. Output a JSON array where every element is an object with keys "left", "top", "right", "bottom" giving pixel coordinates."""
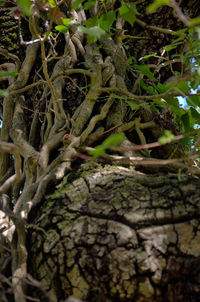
[
  {"left": 0, "top": 1, "right": 200, "bottom": 301},
  {"left": 28, "top": 164, "right": 200, "bottom": 302}
]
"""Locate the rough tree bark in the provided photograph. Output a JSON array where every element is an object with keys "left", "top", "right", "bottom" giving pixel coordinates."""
[
  {"left": 0, "top": 0, "right": 200, "bottom": 302},
  {"left": 29, "top": 164, "right": 200, "bottom": 302}
]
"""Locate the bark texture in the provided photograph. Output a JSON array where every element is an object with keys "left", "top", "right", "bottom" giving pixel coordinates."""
[{"left": 29, "top": 165, "right": 200, "bottom": 302}]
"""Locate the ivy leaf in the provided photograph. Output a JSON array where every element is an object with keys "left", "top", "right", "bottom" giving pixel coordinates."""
[
  {"left": 83, "top": 0, "right": 96, "bottom": 10},
  {"left": 17, "top": 0, "right": 31, "bottom": 16},
  {"left": 103, "top": 133, "right": 125, "bottom": 149},
  {"left": 147, "top": 0, "right": 171, "bottom": 14},
  {"left": 78, "top": 25, "right": 106, "bottom": 44},
  {"left": 158, "top": 130, "right": 175, "bottom": 144},
  {"left": 134, "top": 65, "right": 156, "bottom": 80},
  {"left": 84, "top": 17, "right": 98, "bottom": 28},
  {"left": 99, "top": 11, "right": 116, "bottom": 32},
  {"left": 72, "top": 0, "right": 84, "bottom": 10},
  {"left": 48, "top": 0, "right": 56, "bottom": 8},
  {"left": 55, "top": 25, "right": 68, "bottom": 33},
  {"left": 119, "top": 2, "right": 139, "bottom": 26},
  {"left": 62, "top": 18, "right": 73, "bottom": 27}
]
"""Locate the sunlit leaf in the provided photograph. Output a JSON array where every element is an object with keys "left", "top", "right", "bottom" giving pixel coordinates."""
[
  {"left": 158, "top": 130, "right": 175, "bottom": 144},
  {"left": 163, "top": 45, "right": 177, "bottom": 52},
  {"left": 55, "top": 25, "right": 68, "bottom": 33},
  {"left": 147, "top": 0, "right": 171, "bottom": 14},
  {"left": 62, "top": 18, "right": 73, "bottom": 27},
  {"left": 0, "top": 70, "right": 18, "bottom": 77},
  {"left": 139, "top": 53, "right": 157, "bottom": 60},
  {"left": 48, "top": 0, "right": 56, "bottom": 8}
]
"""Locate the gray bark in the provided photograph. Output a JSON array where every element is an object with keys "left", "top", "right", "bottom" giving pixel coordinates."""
[{"left": 29, "top": 164, "right": 200, "bottom": 302}]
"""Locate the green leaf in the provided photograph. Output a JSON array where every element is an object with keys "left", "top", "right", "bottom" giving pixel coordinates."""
[
  {"left": 139, "top": 53, "right": 157, "bottom": 60},
  {"left": 134, "top": 64, "right": 156, "bottom": 80},
  {"left": 152, "top": 98, "right": 168, "bottom": 109},
  {"left": 189, "top": 17, "right": 200, "bottom": 27},
  {"left": 48, "top": 0, "right": 56, "bottom": 8},
  {"left": 110, "top": 94, "right": 127, "bottom": 100},
  {"left": 126, "top": 101, "right": 141, "bottom": 111},
  {"left": 78, "top": 25, "right": 106, "bottom": 44},
  {"left": 72, "top": 0, "right": 84, "bottom": 10},
  {"left": 176, "top": 81, "right": 190, "bottom": 93},
  {"left": 89, "top": 133, "right": 125, "bottom": 158},
  {"left": 163, "top": 45, "right": 177, "bottom": 52},
  {"left": 140, "top": 80, "right": 156, "bottom": 95},
  {"left": 0, "top": 89, "right": 9, "bottom": 97},
  {"left": 147, "top": 0, "right": 171, "bottom": 14},
  {"left": 187, "top": 95, "right": 200, "bottom": 107},
  {"left": 84, "top": 17, "right": 98, "bottom": 28},
  {"left": 62, "top": 18, "right": 73, "bottom": 27},
  {"left": 89, "top": 145, "right": 105, "bottom": 158},
  {"left": 55, "top": 25, "right": 68, "bottom": 33},
  {"left": 158, "top": 130, "right": 175, "bottom": 144},
  {"left": 83, "top": 0, "right": 96, "bottom": 10},
  {"left": 119, "top": 2, "right": 139, "bottom": 26},
  {"left": 99, "top": 11, "right": 116, "bottom": 32},
  {"left": 0, "top": 70, "right": 18, "bottom": 77},
  {"left": 103, "top": 133, "right": 125, "bottom": 149},
  {"left": 17, "top": 0, "right": 31, "bottom": 16},
  {"left": 181, "top": 112, "right": 192, "bottom": 132},
  {"left": 190, "top": 107, "right": 200, "bottom": 122}
]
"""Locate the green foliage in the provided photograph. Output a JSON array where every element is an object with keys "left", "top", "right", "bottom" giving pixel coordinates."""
[
  {"left": 119, "top": 2, "right": 139, "bottom": 26},
  {"left": 99, "top": 11, "right": 116, "bottom": 32},
  {"left": 158, "top": 130, "right": 175, "bottom": 144},
  {"left": 0, "top": 71, "right": 18, "bottom": 77},
  {"left": 89, "top": 133, "right": 125, "bottom": 158},
  {"left": 48, "top": 0, "right": 56, "bottom": 8},
  {"left": 17, "top": 0, "right": 31, "bottom": 16},
  {"left": 147, "top": 0, "right": 171, "bottom": 14},
  {"left": 55, "top": 18, "right": 78, "bottom": 33},
  {"left": 133, "top": 65, "right": 156, "bottom": 80},
  {"left": 78, "top": 25, "right": 106, "bottom": 44}
]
